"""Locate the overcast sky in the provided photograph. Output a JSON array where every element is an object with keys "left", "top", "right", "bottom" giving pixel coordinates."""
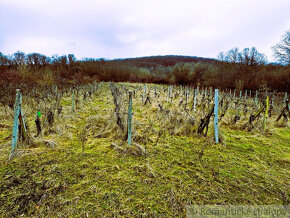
[{"left": 0, "top": 0, "right": 289, "bottom": 61}]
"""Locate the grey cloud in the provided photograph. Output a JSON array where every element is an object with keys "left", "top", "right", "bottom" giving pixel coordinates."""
[{"left": 0, "top": 0, "right": 289, "bottom": 61}]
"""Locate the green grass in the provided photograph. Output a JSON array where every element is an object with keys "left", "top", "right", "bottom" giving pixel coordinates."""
[{"left": 0, "top": 83, "right": 289, "bottom": 217}]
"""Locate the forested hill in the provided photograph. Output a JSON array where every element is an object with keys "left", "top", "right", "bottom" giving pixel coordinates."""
[
  {"left": 0, "top": 48, "right": 289, "bottom": 106},
  {"left": 110, "top": 55, "right": 216, "bottom": 67}
]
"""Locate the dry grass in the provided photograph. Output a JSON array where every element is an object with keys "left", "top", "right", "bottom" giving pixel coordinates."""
[{"left": 0, "top": 82, "right": 289, "bottom": 216}]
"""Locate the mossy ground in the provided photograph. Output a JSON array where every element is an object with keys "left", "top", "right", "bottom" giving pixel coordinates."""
[{"left": 0, "top": 83, "right": 289, "bottom": 217}]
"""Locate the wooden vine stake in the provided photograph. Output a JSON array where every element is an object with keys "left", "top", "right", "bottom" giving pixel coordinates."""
[
  {"left": 167, "top": 86, "right": 170, "bottom": 102},
  {"left": 127, "top": 91, "right": 133, "bottom": 146},
  {"left": 143, "top": 84, "right": 146, "bottom": 103},
  {"left": 263, "top": 96, "right": 269, "bottom": 131},
  {"left": 214, "top": 89, "right": 219, "bottom": 143},
  {"left": 170, "top": 85, "right": 173, "bottom": 103},
  {"left": 11, "top": 89, "right": 31, "bottom": 151},
  {"left": 185, "top": 86, "right": 188, "bottom": 106},
  {"left": 255, "top": 91, "right": 258, "bottom": 105},
  {"left": 193, "top": 89, "right": 197, "bottom": 112},
  {"left": 11, "top": 90, "right": 21, "bottom": 151},
  {"left": 72, "top": 87, "right": 75, "bottom": 112}
]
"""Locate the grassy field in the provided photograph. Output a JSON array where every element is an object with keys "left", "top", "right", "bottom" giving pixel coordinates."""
[{"left": 0, "top": 82, "right": 289, "bottom": 217}]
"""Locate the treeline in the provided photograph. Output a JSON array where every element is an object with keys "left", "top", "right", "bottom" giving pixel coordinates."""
[{"left": 0, "top": 48, "right": 289, "bottom": 105}]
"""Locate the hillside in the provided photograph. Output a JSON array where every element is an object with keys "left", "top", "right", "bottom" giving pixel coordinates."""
[
  {"left": 0, "top": 82, "right": 289, "bottom": 216},
  {"left": 110, "top": 55, "right": 216, "bottom": 67}
]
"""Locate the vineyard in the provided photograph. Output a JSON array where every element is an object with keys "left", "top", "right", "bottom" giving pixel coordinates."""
[{"left": 0, "top": 82, "right": 289, "bottom": 217}]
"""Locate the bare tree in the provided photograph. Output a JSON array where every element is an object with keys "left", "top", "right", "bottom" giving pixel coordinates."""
[
  {"left": 12, "top": 51, "right": 26, "bottom": 66},
  {"left": 272, "top": 29, "right": 290, "bottom": 65},
  {"left": 218, "top": 47, "right": 266, "bottom": 66},
  {"left": 0, "top": 52, "right": 9, "bottom": 66},
  {"left": 227, "top": 47, "right": 239, "bottom": 63}
]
